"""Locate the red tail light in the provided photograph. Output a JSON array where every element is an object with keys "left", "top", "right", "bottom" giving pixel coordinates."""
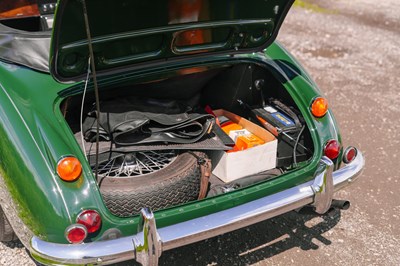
[
  {"left": 77, "top": 210, "right": 102, "bottom": 234},
  {"left": 324, "top": 139, "right": 340, "bottom": 160},
  {"left": 343, "top": 146, "right": 357, "bottom": 164},
  {"left": 65, "top": 224, "right": 87, "bottom": 244}
]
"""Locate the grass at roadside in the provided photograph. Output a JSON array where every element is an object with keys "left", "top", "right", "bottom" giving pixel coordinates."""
[{"left": 294, "top": 0, "right": 337, "bottom": 13}]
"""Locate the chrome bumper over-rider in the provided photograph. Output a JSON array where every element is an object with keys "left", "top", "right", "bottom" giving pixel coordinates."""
[{"left": 30, "top": 151, "right": 365, "bottom": 266}]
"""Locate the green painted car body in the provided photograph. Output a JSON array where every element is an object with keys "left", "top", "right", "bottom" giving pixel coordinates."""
[
  {"left": 0, "top": 41, "right": 335, "bottom": 239},
  {"left": 0, "top": 0, "right": 363, "bottom": 265}
]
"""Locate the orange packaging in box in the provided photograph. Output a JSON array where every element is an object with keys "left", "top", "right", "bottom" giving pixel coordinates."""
[
  {"left": 221, "top": 119, "right": 264, "bottom": 152},
  {"left": 221, "top": 122, "right": 243, "bottom": 135},
  {"left": 236, "top": 134, "right": 264, "bottom": 150},
  {"left": 226, "top": 129, "right": 265, "bottom": 152}
]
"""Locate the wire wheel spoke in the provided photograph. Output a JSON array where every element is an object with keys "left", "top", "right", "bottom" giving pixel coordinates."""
[{"left": 96, "top": 150, "right": 176, "bottom": 178}]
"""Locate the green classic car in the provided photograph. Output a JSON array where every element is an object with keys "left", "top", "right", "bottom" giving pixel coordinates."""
[{"left": 0, "top": 0, "right": 364, "bottom": 265}]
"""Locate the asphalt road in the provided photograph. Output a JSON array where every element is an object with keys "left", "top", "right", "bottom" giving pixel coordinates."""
[{"left": 1, "top": 0, "right": 399, "bottom": 265}]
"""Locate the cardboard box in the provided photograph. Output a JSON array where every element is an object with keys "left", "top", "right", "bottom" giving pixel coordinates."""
[{"left": 211, "top": 109, "right": 277, "bottom": 183}]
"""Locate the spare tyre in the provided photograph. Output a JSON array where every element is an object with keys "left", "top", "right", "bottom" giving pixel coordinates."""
[{"left": 97, "top": 150, "right": 209, "bottom": 217}]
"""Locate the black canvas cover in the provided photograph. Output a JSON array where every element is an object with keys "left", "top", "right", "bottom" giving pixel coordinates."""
[{"left": 0, "top": 23, "right": 50, "bottom": 72}]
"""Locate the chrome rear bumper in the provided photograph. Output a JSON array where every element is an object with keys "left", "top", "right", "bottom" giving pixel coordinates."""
[{"left": 30, "top": 152, "right": 364, "bottom": 266}]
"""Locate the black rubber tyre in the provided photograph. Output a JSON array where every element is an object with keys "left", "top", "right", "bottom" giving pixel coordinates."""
[
  {"left": 0, "top": 205, "right": 17, "bottom": 242},
  {"left": 100, "top": 151, "right": 206, "bottom": 217}
]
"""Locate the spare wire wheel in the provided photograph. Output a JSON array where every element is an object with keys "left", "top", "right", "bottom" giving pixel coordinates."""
[{"left": 98, "top": 151, "right": 207, "bottom": 217}]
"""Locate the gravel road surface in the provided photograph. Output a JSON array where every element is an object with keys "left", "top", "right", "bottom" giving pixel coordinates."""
[{"left": 1, "top": 0, "right": 399, "bottom": 265}]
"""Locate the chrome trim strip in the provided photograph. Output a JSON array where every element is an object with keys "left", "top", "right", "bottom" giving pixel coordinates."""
[{"left": 30, "top": 151, "right": 364, "bottom": 266}]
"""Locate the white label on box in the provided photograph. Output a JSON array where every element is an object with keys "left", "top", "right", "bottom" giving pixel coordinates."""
[{"left": 228, "top": 129, "right": 250, "bottom": 142}]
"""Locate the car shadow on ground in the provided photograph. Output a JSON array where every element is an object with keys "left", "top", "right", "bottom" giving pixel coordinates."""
[{"left": 115, "top": 208, "right": 342, "bottom": 266}]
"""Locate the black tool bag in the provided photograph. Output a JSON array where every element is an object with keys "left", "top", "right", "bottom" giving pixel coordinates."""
[{"left": 83, "top": 97, "right": 214, "bottom": 146}]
